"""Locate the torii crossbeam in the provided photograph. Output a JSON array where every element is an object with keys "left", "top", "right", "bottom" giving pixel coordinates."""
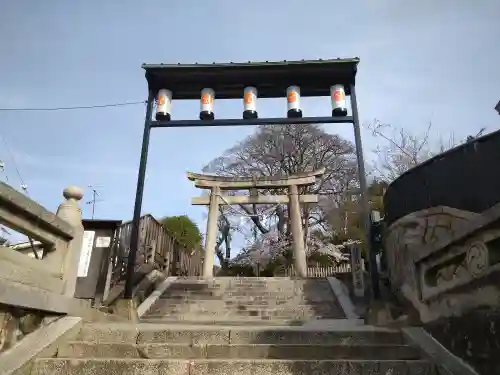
[{"left": 188, "top": 169, "right": 325, "bottom": 277}]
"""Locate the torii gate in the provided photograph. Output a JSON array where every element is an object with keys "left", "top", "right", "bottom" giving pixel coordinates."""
[{"left": 188, "top": 168, "right": 325, "bottom": 277}]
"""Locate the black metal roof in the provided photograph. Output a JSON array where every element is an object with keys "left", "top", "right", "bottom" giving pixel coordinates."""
[
  {"left": 142, "top": 58, "right": 359, "bottom": 99},
  {"left": 384, "top": 128, "right": 500, "bottom": 225},
  {"left": 82, "top": 219, "right": 122, "bottom": 231}
]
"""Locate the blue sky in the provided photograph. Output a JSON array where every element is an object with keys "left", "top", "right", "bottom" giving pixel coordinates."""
[{"left": 1, "top": 0, "right": 499, "bottom": 251}]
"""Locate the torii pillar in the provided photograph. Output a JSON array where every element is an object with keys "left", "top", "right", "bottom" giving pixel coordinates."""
[
  {"left": 204, "top": 186, "right": 220, "bottom": 277},
  {"left": 288, "top": 184, "right": 307, "bottom": 277},
  {"left": 187, "top": 169, "right": 325, "bottom": 278}
]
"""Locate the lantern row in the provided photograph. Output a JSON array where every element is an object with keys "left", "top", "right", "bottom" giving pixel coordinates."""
[{"left": 155, "top": 85, "right": 348, "bottom": 121}]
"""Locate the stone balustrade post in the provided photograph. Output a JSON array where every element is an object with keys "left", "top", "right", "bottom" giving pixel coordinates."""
[{"left": 56, "top": 186, "right": 84, "bottom": 297}]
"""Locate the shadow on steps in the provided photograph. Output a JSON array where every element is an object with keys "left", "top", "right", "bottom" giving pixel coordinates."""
[{"left": 140, "top": 277, "right": 346, "bottom": 326}]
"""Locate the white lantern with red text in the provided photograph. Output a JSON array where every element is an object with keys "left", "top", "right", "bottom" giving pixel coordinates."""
[
  {"left": 330, "top": 84, "right": 348, "bottom": 117},
  {"left": 155, "top": 89, "right": 172, "bottom": 121},
  {"left": 199, "top": 88, "right": 215, "bottom": 120}
]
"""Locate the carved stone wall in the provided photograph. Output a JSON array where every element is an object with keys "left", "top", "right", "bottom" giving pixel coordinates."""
[
  {"left": 384, "top": 206, "right": 479, "bottom": 297},
  {"left": 384, "top": 202, "right": 500, "bottom": 324},
  {"left": 0, "top": 304, "right": 60, "bottom": 353},
  {"left": 382, "top": 131, "right": 500, "bottom": 373},
  {"left": 425, "top": 307, "right": 500, "bottom": 375}
]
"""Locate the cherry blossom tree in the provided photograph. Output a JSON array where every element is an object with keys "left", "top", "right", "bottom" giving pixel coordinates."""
[{"left": 203, "top": 124, "right": 359, "bottom": 270}]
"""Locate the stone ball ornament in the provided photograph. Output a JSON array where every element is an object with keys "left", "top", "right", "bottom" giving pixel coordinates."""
[{"left": 63, "top": 186, "right": 84, "bottom": 201}]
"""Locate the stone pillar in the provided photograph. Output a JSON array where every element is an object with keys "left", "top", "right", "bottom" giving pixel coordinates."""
[
  {"left": 350, "top": 243, "right": 365, "bottom": 298},
  {"left": 288, "top": 184, "right": 307, "bottom": 278},
  {"left": 56, "top": 186, "right": 84, "bottom": 297},
  {"left": 203, "top": 186, "right": 220, "bottom": 277}
]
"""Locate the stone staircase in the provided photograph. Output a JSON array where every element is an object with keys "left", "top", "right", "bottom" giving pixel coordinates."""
[
  {"left": 30, "top": 277, "right": 438, "bottom": 374},
  {"left": 141, "top": 277, "right": 346, "bottom": 325}
]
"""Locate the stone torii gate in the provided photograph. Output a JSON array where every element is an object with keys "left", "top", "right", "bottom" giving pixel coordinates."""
[{"left": 188, "top": 169, "right": 325, "bottom": 278}]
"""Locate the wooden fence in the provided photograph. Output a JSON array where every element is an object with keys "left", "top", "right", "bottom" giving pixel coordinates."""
[
  {"left": 109, "top": 214, "right": 203, "bottom": 288},
  {"left": 282, "top": 263, "right": 364, "bottom": 277}
]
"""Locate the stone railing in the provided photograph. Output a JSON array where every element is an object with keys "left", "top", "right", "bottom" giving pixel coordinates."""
[
  {"left": 0, "top": 182, "right": 88, "bottom": 351},
  {"left": 385, "top": 204, "right": 500, "bottom": 323}
]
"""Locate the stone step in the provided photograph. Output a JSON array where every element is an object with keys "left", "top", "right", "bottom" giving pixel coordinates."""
[
  {"left": 78, "top": 323, "right": 405, "bottom": 345},
  {"left": 140, "top": 318, "right": 366, "bottom": 328},
  {"left": 156, "top": 296, "right": 337, "bottom": 305},
  {"left": 170, "top": 278, "right": 331, "bottom": 284},
  {"left": 160, "top": 293, "right": 336, "bottom": 303},
  {"left": 156, "top": 293, "right": 336, "bottom": 300},
  {"left": 148, "top": 302, "right": 335, "bottom": 309},
  {"left": 155, "top": 297, "right": 336, "bottom": 305},
  {"left": 139, "top": 318, "right": 314, "bottom": 326},
  {"left": 143, "top": 312, "right": 341, "bottom": 320},
  {"left": 166, "top": 282, "right": 309, "bottom": 290},
  {"left": 167, "top": 277, "right": 332, "bottom": 285},
  {"left": 144, "top": 302, "right": 345, "bottom": 319},
  {"left": 33, "top": 358, "right": 436, "bottom": 375},
  {"left": 159, "top": 279, "right": 337, "bottom": 302},
  {"left": 151, "top": 303, "right": 338, "bottom": 309},
  {"left": 145, "top": 308, "right": 340, "bottom": 315},
  {"left": 142, "top": 312, "right": 342, "bottom": 321},
  {"left": 58, "top": 342, "right": 422, "bottom": 360},
  {"left": 148, "top": 301, "right": 341, "bottom": 314},
  {"left": 165, "top": 289, "right": 312, "bottom": 294},
  {"left": 161, "top": 289, "right": 336, "bottom": 295}
]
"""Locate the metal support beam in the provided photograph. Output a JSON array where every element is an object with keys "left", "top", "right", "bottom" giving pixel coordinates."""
[
  {"left": 350, "top": 83, "right": 380, "bottom": 300},
  {"left": 151, "top": 116, "right": 353, "bottom": 128},
  {"left": 125, "top": 89, "right": 362, "bottom": 298},
  {"left": 123, "top": 91, "right": 154, "bottom": 300}
]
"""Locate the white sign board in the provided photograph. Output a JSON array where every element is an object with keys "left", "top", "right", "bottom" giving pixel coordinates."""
[
  {"left": 350, "top": 244, "right": 365, "bottom": 298},
  {"left": 96, "top": 236, "right": 111, "bottom": 248},
  {"left": 78, "top": 231, "right": 95, "bottom": 277}
]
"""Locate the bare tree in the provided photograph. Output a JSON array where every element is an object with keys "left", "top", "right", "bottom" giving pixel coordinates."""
[
  {"left": 203, "top": 124, "right": 358, "bottom": 241},
  {"left": 366, "top": 119, "right": 461, "bottom": 183},
  {"left": 366, "top": 119, "right": 488, "bottom": 185}
]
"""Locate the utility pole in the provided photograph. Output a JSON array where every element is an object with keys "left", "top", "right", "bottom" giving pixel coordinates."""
[{"left": 86, "top": 185, "right": 103, "bottom": 219}]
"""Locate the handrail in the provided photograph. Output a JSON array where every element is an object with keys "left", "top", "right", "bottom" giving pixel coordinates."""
[
  {"left": 0, "top": 182, "right": 73, "bottom": 245},
  {"left": 0, "top": 183, "right": 85, "bottom": 312}
]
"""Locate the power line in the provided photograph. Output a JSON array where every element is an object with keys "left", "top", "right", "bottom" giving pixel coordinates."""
[
  {"left": 0, "top": 100, "right": 146, "bottom": 112},
  {"left": 0, "top": 131, "right": 40, "bottom": 258},
  {"left": 0, "top": 133, "right": 26, "bottom": 189}
]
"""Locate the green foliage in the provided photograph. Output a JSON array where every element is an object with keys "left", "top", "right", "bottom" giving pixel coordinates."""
[
  {"left": 258, "top": 268, "right": 275, "bottom": 277},
  {"left": 368, "top": 179, "right": 389, "bottom": 214},
  {"left": 307, "top": 252, "right": 336, "bottom": 266},
  {"left": 328, "top": 179, "right": 389, "bottom": 257},
  {"left": 160, "top": 215, "right": 202, "bottom": 250}
]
